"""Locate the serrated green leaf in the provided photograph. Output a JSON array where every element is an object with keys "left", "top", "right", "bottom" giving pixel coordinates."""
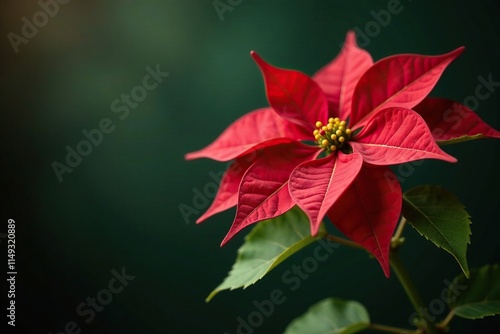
[
  {"left": 284, "top": 298, "right": 370, "bottom": 334},
  {"left": 207, "top": 207, "right": 326, "bottom": 302},
  {"left": 448, "top": 264, "right": 500, "bottom": 319},
  {"left": 402, "top": 185, "right": 471, "bottom": 277}
]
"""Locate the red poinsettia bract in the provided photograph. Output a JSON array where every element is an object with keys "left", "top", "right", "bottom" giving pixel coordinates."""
[{"left": 185, "top": 32, "right": 500, "bottom": 277}]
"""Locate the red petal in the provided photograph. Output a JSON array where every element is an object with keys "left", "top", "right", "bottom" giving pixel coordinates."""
[
  {"left": 350, "top": 47, "right": 464, "bottom": 129},
  {"left": 185, "top": 108, "right": 306, "bottom": 161},
  {"left": 196, "top": 155, "right": 255, "bottom": 224},
  {"left": 413, "top": 97, "right": 500, "bottom": 143},
  {"left": 221, "top": 142, "right": 321, "bottom": 245},
  {"left": 327, "top": 165, "right": 402, "bottom": 277},
  {"left": 313, "top": 31, "right": 373, "bottom": 120},
  {"left": 289, "top": 152, "right": 363, "bottom": 236},
  {"left": 351, "top": 107, "right": 457, "bottom": 165},
  {"left": 251, "top": 51, "right": 329, "bottom": 130}
]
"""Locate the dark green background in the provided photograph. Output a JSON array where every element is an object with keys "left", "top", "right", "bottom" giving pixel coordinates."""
[{"left": 1, "top": 0, "right": 499, "bottom": 333}]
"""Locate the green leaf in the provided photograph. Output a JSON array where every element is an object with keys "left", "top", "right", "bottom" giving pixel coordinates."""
[
  {"left": 448, "top": 264, "right": 500, "bottom": 319},
  {"left": 402, "top": 185, "right": 471, "bottom": 277},
  {"left": 206, "top": 207, "right": 326, "bottom": 302},
  {"left": 284, "top": 298, "right": 370, "bottom": 334}
]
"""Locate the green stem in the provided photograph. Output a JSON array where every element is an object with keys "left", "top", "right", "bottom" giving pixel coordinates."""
[
  {"left": 390, "top": 251, "right": 437, "bottom": 334},
  {"left": 391, "top": 217, "right": 407, "bottom": 249},
  {"left": 326, "top": 234, "right": 364, "bottom": 249},
  {"left": 436, "top": 310, "right": 455, "bottom": 331},
  {"left": 369, "top": 323, "right": 418, "bottom": 334},
  {"left": 326, "top": 224, "right": 441, "bottom": 333},
  {"left": 390, "top": 251, "right": 425, "bottom": 316}
]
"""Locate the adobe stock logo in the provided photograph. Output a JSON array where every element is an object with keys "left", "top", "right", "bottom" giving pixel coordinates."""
[
  {"left": 7, "top": 0, "right": 71, "bottom": 54},
  {"left": 213, "top": 0, "right": 243, "bottom": 21},
  {"left": 48, "top": 267, "right": 135, "bottom": 334},
  {"left": 341, "top": 0, "right": 413, "bottom": 49},
  {"left": 224, "top": 239, "right": 339, "bottom": 334},
  {"left": 408, "top": 279, "right": 467, "bottom": 326},
  {"left": 51, "top": 64, "right": 169, "bottom": 183}
]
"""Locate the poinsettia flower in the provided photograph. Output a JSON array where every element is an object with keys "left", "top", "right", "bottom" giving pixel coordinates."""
[{"left": 185, "top": 31, "right": 500, "bottom": 276}]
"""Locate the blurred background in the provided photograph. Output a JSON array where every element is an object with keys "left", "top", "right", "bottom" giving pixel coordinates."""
[{"left": 1, "top": 0, "right": 499, "bottom": 333}]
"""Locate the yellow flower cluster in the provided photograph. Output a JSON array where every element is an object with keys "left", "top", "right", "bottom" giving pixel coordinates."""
[{"left": 313, "top": 118, "right": 352, "bottom": 153}]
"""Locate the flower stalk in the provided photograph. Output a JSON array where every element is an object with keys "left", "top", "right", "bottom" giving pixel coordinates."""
[
  {"left": 390, "top": 250, "right": 438, "bottom": 334},
  {"left": 391, "top": 217, "right": 407, "bottom": 249},
  {"left": 436, "top": 310, "right": 455, "bottom": 332},
  {"left": 326, "top": 234, "right": 364, "bottom": 249}
]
